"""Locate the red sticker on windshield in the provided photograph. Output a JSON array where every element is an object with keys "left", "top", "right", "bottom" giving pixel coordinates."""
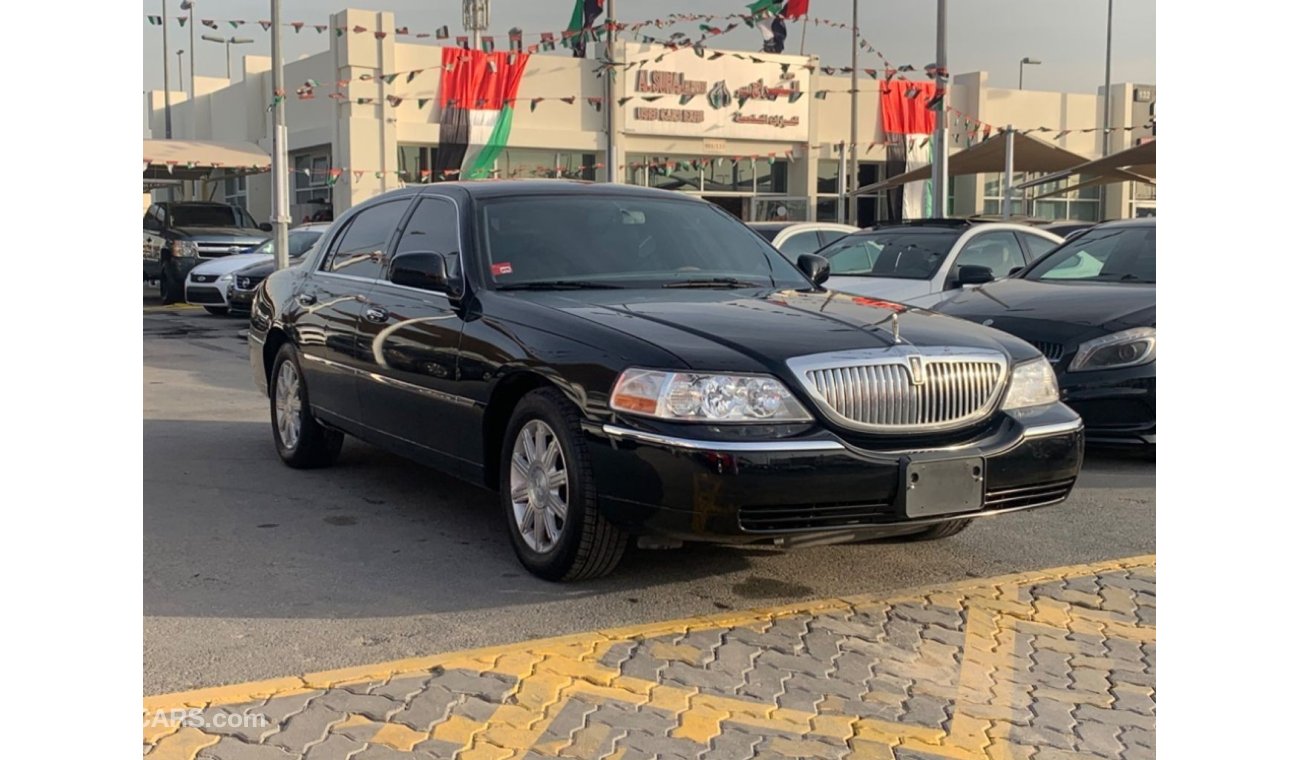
[{"left": 491, "top": 262, "right": 513, "bottom": 276}]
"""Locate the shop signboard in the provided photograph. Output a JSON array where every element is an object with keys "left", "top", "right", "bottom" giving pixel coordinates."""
[{"left": 619, "top": 42, "right": 811, "bottom": 142}]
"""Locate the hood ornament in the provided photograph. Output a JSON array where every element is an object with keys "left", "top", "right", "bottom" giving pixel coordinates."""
[{"left": 891, "top": 313, "right": 901, "bottom": 344}]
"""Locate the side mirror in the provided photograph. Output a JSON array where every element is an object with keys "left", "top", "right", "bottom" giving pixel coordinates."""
[
  {"left": 955, "top": 264, "right": 995, "bottom": 287},
  {"left": 390, "top": 251, "right": 459, "bottom": 297},
  {"left": 258, "top": 222, "right": 273, "bottom": 232},
  {"left": 796, "top": 253, "right": 830, "bottom": 286}
]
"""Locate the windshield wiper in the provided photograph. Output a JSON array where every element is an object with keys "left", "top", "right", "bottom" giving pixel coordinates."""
[
  {"left": 662, "top": 277, "right": 767, "bottom": 289},
  {"left": 495, "top": 280, "right": 625, "bottom": 291}
]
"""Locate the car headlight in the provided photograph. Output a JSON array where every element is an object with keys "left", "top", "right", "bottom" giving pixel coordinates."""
[
  {"left": 172, "top": 240, "right": 199, "bottom": 257},
  {"left": 1068, "top": 327, "right": 1156, "bottom": 372},
  {"left": 236, "top": 276, "right": 254, "bottom": 290},
  {"left": 1001, "top": 357, "right": 1059, "bottom": 411},
  {"left": 218, "top": 273, "right": 234, "bottom": 283},
  {"left": 610, "top": 369, "right": 812, "bottom": 422}
]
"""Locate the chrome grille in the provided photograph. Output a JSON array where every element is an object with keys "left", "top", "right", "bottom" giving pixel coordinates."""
[
  {"left": 790, "top": 348, "right": 1007, "bottom": 434},
  {"left": 1032, "top": 341, "right": 1064, "bottom": 363}
]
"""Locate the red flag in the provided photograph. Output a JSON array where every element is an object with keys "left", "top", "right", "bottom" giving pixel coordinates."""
[{"left": 783, "top": 0, "right": 811, "bottom": 19}]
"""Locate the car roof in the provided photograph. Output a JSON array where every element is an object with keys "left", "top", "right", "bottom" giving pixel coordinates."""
[
  {"left": 748, "top": 222, "right": 856, "bottom": 231},
  {"left": 1089, "top": 218, "right": 1156, "bottom": 228},
  {"left": 416, "top": 179, "right": 699, "bottom": 202}
]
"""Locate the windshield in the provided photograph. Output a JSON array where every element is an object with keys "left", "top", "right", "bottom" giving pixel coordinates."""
[
  {"left": 1025, "top": 225, "right": 1156, "bottom": 283},
  {"left": 821, "top": 231, "right": 960, "bottom": 280},
  {"left": 249, "top": 229, "right": 323, "bottom": 258},
  {"left": 169, "top": 205, "right": 258, "bottom": 229},
  {"left": 477, "top": 196, "right": 809, "bottom": 289}
]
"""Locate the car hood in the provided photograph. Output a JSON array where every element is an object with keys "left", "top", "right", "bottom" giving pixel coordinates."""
[
  {"left": 497, "top": 287, "right": 1038, "bottom": 376},
  {"left": 189, "top": 254, "right": 273, "bottom": 277},
  {"left": 930, "top": 278, "right": 1155, "bottom": 333},
  {"left": 823, "top": 276, "right": 936, "bottom": 304},
  {"left": 171, "top": 227, "right": 268, "bottom": 244}
]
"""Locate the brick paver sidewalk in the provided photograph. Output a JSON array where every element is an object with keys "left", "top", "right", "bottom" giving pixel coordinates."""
[{"left": 144, "top": 556, "right": 1155, "bottom": 760}]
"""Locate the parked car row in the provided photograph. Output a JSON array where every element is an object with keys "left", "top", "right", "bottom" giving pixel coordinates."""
[
  {"left": 144, "top": 201, "right": 272, "bottom": 303},
  {"left": 183, "top": 224, "right": 330, "bottom": 315}
]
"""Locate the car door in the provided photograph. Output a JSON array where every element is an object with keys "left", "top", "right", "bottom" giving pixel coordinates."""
[
  {"left": 944, "top": 230, "right": 1026, "bottom": 289},
  {"left": 291, "top": 198, "right": 411, "bottom": 422},
  {"left": 353, "top": 195, "right": 473, "bottom": 465},
  {"left": 143, "top": 205, "right": 166, "bottom": 266}
]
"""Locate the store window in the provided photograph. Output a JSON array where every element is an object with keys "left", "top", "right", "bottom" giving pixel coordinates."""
[
  {"left": 398, "top": 145, "right": 438, "bottom": 183},
  {"left": 293, "top": 151, "right": 332, "bottom": 204},
  {"left": 221, "top": 173, "right": 247, "bottom": 210},
  {"left": 984, "top": 173, "right": 1099, "bottom": 221},
  {"left": 754, "top": 160, "right": 789, "bottom": 194}
]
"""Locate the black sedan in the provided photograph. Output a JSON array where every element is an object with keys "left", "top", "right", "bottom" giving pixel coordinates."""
[
  {"left": 248, "top": 182, "right": 1083, "bottom": 580},
  {"left": 931, "top": 219, "right": 1155, "bottom": 446}
]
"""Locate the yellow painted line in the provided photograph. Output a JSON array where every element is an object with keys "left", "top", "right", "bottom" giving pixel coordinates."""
[{"left": 144, "top": 554, "right": 1156, "bottom": 714}]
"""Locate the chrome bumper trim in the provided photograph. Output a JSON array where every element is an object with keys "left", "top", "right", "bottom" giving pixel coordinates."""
[
  {"left": 601, "top": 424, "right": 846, "bottom": 452},
  {"left": 1021, "top": 418, "right": 1085, "bottom": 439}
]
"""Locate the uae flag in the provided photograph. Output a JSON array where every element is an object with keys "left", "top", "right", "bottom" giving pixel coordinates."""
[
  {"left": 433, "top": 48, "right": 531, "bottom": 181},
  {"left": 566, "top": 0, "right": 604, "bottom": 58},
  {"left": 747, "top": 0, "right": 791, "bottom": 54},
  {"left": 880, "top": 80, "right": 939, "bottom": 219}
]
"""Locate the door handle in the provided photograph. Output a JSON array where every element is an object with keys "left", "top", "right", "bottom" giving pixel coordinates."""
[
  {"left": 296, "top": 293, "right": 317, "bottom": 306},
  {"left": 363, "top": 306, "right": 389, "bottom": 323}
]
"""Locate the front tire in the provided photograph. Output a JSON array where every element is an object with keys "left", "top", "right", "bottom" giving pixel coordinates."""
[
  {"left": 158, "top": 263, "right": 175, "bottom": 304},
  {"left": 500, "top": 388, "right": 627, "bottom": 581},
  {"left": 204, "top": 306, "right": 229, "bottom": 316},
  {"left": 270, "top": 344, "right": 343, "bottom": 468}
]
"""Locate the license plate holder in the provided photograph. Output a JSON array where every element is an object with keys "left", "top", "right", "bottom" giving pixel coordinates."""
[{"left": 903, "top": 457, "right": 985, "bottom": 518}]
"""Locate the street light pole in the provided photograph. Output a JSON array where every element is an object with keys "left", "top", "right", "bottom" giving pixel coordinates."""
[
  {"left": 605, "top": 0, "right": 618, "bottom": 183},
  {"left": 182, "top": 1, "right": 195, "bottom": 102},
  {"left": 931, "top": 0, "right": 948, "bottom": 218},
  {"left": 271, "top": 0, "right": 290, "bottom": 270},
  {"left": 176, "top": 49, "right": 186, "bottom": 99},
  {"left": 1100, "top": 0, "right": 1114, "bottom": 216},
  {"left": 1018, "top": 57, "right": 1041, "bottom": 90},
  {"left": 161, "top": 1, "right": 172, "bottom": 140},
  {"left": 849, "top": 0, "right": 859, "bottom": 226}
]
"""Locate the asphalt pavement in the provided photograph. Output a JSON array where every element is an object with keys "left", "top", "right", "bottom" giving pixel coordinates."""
[{"left": 143, "top": 295, "right": 1155, "bottom": 696}]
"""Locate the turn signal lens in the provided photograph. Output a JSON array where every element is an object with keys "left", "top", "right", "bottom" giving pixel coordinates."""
[{"left": 610, "top": 369, "right": 812, "bottom": 422}]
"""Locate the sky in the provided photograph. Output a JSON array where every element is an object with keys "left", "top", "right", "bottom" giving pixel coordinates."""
[{"left": 141, "top": 0, "right": 1154, "bottom": 96}]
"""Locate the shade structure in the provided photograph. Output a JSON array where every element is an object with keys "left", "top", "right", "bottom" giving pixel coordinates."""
[
  {"left": 852, "top": 132, "right": 1093, "bottom": 196},
  {"left": 142, "top": 139, "right": 271, "bottom": 184},
  {"left": 1018, "top": 139, "right": 1155, "bottom": 191}
]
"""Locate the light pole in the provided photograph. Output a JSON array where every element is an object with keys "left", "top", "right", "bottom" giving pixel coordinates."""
[
  {"left": 176, "top": 49, "right": 186, "bottom": 98},
  {"left": 605, "top": 0, "right": 617, "bottom": 183},
  {"left": 271, "top": 0, "right": 290, "bottom": 270},
  {"left": 1019, "top": 57, "right": 1040, "bottom": 90},
  {"left": 202, "top": 35, "right": 254, "bottom": 79},
  {"left": 848, "top": 0, "right": 859, "bottom": 225},
  {"left": 1100, "top": 0, "right": 1114, "bottom": 216},
  {"left": 161, "top": 1, "right": 172, "bottom": 140},
  {"left": 181, "top": 1, "right": 195, "bottom": 102},
  {"left": 931, "top": 0, "right": 948, "bottom": 218},
  {"left": 463, "top": 0, "right": 489, "bottom": 51}
]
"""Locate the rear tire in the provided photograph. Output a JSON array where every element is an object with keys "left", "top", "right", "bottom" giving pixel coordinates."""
[
  {"left": 270, "top": 344, "right": 343, "bottom": 469},
  {"left": 903, "top": 519, "right": 973, "bottom": 541},
  {"left": 499, "top": 388, "right": 627, "bottom": 581},
  {"left": 204, "top": 306, "right": 229, "bottom": 316}
]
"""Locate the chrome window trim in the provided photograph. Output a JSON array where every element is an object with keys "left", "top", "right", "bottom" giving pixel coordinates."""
[
  {"left": 787, "top": 346, "right": 1009, "bottom": 434},
  {"left": 601, "top": 424, "right": 845, "bottom": 452}
]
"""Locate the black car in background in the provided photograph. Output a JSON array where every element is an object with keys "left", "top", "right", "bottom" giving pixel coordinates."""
[
  {"left": 248, "top": 182, "right": 1083, "bottom": 580},
  {"left": 931, "top": 219, "right": 1155, "bottom": 446},
  {"left": 222, "top": 225, "right": 330, "bottom": 313}
]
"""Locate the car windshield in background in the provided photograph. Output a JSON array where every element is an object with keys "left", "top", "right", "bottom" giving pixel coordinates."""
[
  {"left": 821, "top": 231, "right": 960, "bottom": 280},
  {"left": 478, "top": 197, "right": 809, "bottom": 289},
  {"left": 1025, "top": 226, "right": 1156, "bottom": 284},
  {"left": 250, "top": 230, "right": 324, "bottom": 258},
  {"left": 169, "top": 205, "right": 257, "bottom": 229}
]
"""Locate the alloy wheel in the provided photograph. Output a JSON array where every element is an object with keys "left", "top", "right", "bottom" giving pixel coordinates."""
[
  {"left": 509, "top": 420, "right": 568, "bottom": 554},
  {"left": 275, "top": 361, "right": 303, "bottom": 450}
]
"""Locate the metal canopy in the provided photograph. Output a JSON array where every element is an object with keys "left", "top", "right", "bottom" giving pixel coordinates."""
[
  {"left": 852, "top": 133, "right": 1094, "bottom": 196},
  {"left": 142, "top": 139, "right": 271, "bottom": 183},
  {"left": 1018, "top": 139, "right": 1156, "bottom": 191}
]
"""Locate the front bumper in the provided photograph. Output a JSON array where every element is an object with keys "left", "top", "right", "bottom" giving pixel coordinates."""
[
  {"left": 1059, "top": 363, "right": 1155, "bottom": 446},
  {"left": 584, "top": 403, "right": 1083, "bottom": 545},
  {"left": 226, "top": 286, "right": 257, "bottom": 311},
  {"left": 184, "top": 282, "right": 228, "bottom": 306}
]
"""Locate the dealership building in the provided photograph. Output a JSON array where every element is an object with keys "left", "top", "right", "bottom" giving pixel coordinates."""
[{"left": 144, "top": 8, "right": 1155, "bottom": 225}]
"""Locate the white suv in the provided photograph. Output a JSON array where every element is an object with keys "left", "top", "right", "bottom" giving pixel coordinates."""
[{"left": 819, "top": 221, "right": 1063, "bottom": 307}]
